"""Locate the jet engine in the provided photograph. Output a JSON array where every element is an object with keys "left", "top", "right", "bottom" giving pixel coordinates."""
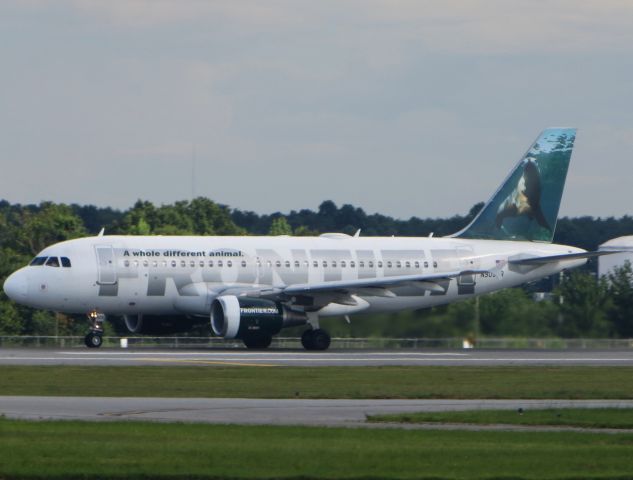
[
  {"left": 210, "top": 295, "right": 307, "bottom": 339},
  {"left": 123, "top": 314, "right": 201, "bottom": 335}
]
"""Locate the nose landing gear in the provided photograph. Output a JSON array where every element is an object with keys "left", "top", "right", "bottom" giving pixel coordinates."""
[
  {"left": 84, "top": 332, "right": 103, "bottom": 348},
  {"left": 84, "top": 311, "right": 105, "bottom": 348}
]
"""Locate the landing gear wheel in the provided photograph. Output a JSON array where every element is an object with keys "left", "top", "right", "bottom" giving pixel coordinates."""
[
  {"left": 301, "top": 329, "right": 331, "bottom": 351},
  {"left": 301, "top": 329, "right": 315, "bottom": 350},
  {"left": 311, "top": 329, "right": 331, "bottom": 351},
  {"left": 85, "top": 311, "right": 105, "bottom": 349},
  {"left": 85, "top": 332, "right": 103, "bottom": 348},
  {"left": 242, "top": 333, "right": 273, "bottom": 349}
]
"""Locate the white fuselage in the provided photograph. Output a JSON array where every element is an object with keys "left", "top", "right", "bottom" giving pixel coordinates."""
[{"left": 4, "top": 234, "right": 586, "bottom": 318}]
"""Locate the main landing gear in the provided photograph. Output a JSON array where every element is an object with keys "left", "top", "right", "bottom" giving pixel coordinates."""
[
  {"left": 301, "top": 328, "right": 331, "bottom": 351},
  {"left": 300, "top": 313, "right": 330, "bottom": 351},
  {"left": 242, "top": 332, "right": 273, "bottom": 349},
  {"left": 240, "top": 329, "right": 331, "bottom": 350},
  {"left": 84, "top": 311, "right": 105, "bottom": 348}
]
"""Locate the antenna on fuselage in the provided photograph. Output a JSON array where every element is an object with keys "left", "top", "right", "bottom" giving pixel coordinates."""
[
  {"left": 97, "top": 228, "right": 105, "bottom": 237},
  {"left": 354, "top": 229, "right": 361, "bottom": 238}
]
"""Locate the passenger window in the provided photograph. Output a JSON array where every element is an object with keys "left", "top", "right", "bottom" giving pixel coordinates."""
[
  {"left": 378, "top": 261, "right": 383, "bottom": 268},
  {"left": 267, "top": 261, "right": 272, "bottom": 268},
  {"left": 424, "top": 261, "right": 429, "bottom": 268},
  {"left": 350, "top": 261, "right": 355, "bottom": 268},
  {"left": 341, "top": 261, "right": 346, "bottom": 268},
  {"left": 241, "top": 260, "right": 247, "bottom": 267},
  {"left": 143, "top": 260, "right": 149, "bottom": 267},
  {"left": 396, "top": 261, "right": 402, "bottom": 268},
  {"left": 405, "top": 261, "right": 410, "bottom": 268},
  {"left": 368, "top": 261, "right": 374, "bottom": 268},
  {"left": 359, "top": 261, "right": 364, "bottom": 268},
  {"left": 276, "top": 260, "right": 281, "bottom": 268},
  {"left": 322, "top": 260, "right": 328, "bottom": 267},
  {"left": 124, "top": 260, "right": 130, "bottom": 268},
  {"left": 285, "top": 261, "right": 290, "bottom": 268},
  {"left": 257, "top": 260, "right": 262, "bottom": 267},
  {"left": 294, "top": 261, "right": 300, "bottom": 268},
  {"left": 171, "top": 261, "right": 177, "bottom": 267},
  {"left": 414, "top": 261, "right": 419, "bottom": 268},
  {"left": 190, "top": 260, "right": 195, "bottom": 267},
  {"left": 199, "top": 260, "right": 204, "bottom": 267},
  {"left": 313, "top": 260, "right": 318, "bottom": 267},
  {"left": 433, "top": 261, "right": 438, "bottom": 268},
  {"left": 332, "top": 260, "right": 337, "bottom": 268},
  {"left": 209, "top": 260, "right": 214, "bottom": 267},
  {"left": 134, "top": 261, "right": 139, "bottom": 267},
  {"left": 387, "top": 261, "right": 392, "bottom": 268},
  {"left": 303, "top": 260, "right": 309, "bottom": 267},
  {"left": 45, "top": 257, "right": 60, "bottom": 267},
  {"left": 227, "top": 260, "right": 233, "bottom": 267},
  {"left": 180, "top": 260, "right": 186, "bottom": 267},
  {"left": 153, "top": 261, "right": 158, "bottom": 267},
  {"left": 218, "top": 260, "right": 223, "bottom": 267},
  {"left": 61, "top": 257, "right": 72, "bottom": 268}
]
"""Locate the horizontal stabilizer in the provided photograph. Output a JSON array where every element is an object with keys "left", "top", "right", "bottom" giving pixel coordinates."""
[{"left": 508, "top": 250, "right": 620, "bottom": 266}]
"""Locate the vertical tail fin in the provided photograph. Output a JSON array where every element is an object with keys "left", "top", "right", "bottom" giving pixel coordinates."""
[{"left": 452, "top": 128, "right": 577, "bottom": 242}]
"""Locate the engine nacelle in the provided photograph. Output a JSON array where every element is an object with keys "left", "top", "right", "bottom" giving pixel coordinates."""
[
  {"left": 123, "top": 314, "right": 199, "bottom": 335},
  {"left": 210, "top": 296, "right": 307, "bottom": 339}
]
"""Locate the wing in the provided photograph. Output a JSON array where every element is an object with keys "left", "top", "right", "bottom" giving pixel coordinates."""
[
  {"left": 508, "top": 250, "right": 620, "bottom": 266},
  {"left": 283, "top": 270, "right": 489, "bottom": 295},
  {"left": 217, "top": 269, "right": 491, "bottom": 303}
]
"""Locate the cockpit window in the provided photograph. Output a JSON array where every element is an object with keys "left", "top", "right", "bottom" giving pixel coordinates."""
[
  {"left": 45, "top": 257, "right": 60, "bottom": 267},
  {"left": 61, "top": 257, "right": 71, "bottom": 268},
  {"left": 30, "top": 257, "right": 47, "bottom": 266}
]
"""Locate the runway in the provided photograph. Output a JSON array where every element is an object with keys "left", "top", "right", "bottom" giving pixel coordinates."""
[
  {"left": 1, "top": 348, "right": 633, "bottom": 366},
  {"left": 2, "top": 396, "right": 633, "bottom": 429},
  {"left": 3, "top": 348, "right": 633, "bottom": 430}
]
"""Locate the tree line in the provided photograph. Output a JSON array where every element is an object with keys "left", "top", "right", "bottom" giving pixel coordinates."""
[{"left": 1, "top": 197, "right": 632, "bottom": 338}]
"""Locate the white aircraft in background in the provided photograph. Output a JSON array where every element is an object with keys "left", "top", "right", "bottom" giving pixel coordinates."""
[{"left": 4, "top": 128, "right": 603, "bottom": 350}]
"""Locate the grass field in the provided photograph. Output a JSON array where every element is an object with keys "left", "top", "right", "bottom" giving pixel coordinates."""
[
  {"left": 1, "top": 365, "right": 633, "bottom": 399},
  {"left": 2, "top": 417, "right": 633, "bottom": 480},
  {"left": 368, "top": 408, "right": 633, "bottom": 429}
]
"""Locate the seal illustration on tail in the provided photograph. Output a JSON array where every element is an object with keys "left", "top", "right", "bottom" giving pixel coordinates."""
[
  {"left": 495, "top": 157, "right": 551, "bottom": 232},
  {"left": 453, "top": 127, "right": 576, "bottom": 242}
]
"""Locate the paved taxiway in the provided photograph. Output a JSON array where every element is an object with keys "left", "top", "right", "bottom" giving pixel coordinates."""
[
  {"left": 2, "top": 348, "right": 633, "bottom": 366},
  {"left": 3, "top": 397, "right": 633, "bottom": 430},
  {"left": 4, "top": 349, "right": 633, "bottom": 431}
]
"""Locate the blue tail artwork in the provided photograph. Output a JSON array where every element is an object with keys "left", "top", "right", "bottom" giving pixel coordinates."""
[{"left": 453, "top": 128, "right": 576, "bottom": 242}]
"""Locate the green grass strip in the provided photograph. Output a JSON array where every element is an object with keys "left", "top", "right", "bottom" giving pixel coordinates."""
[
  {"left": 368, "top": 408, "right": 633, "bottom": 429},
  {"left": 2, "top": 417, "right": 633, "bottom": 479},
  {"left": 2, "top": 365, "right": 633, "bottom": 399}
]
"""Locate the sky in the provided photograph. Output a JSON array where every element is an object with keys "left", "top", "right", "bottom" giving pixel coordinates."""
[{"left": 1, "top": 0, "right": 633, "bottom": 219}]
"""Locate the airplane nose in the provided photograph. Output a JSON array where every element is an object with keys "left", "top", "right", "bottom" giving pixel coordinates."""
[{"left": 3, "top": 269, "right": 28, "bottom": 302}]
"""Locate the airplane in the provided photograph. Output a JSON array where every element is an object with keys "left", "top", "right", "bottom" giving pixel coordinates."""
[{"left": 3, "top": 128, "right": 603, "bottom": 350}]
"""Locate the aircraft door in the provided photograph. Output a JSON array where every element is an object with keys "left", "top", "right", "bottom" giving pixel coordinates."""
[
  {"left": 95, "top": 246, "right": 117, "bottom": 285},
  {"left": 456, "top": 247, "right": 477, "bottom": 295}
]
